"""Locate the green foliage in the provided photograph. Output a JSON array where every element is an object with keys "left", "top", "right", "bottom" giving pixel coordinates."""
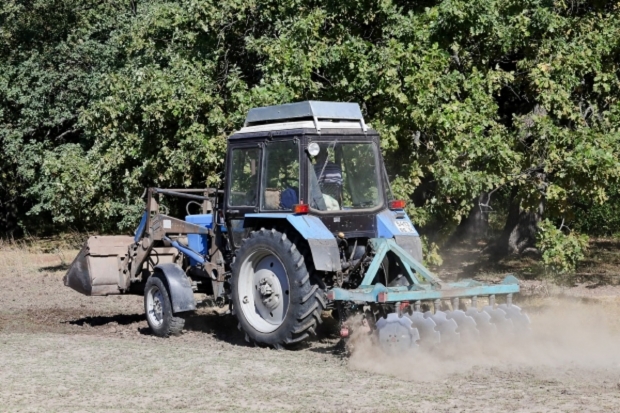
[
  {"left": 0, "top": 0, "right": 135, "bottom": 232},
  {"left": 573, "top": 187, "right": 620, "bottom": 237},
  {"left": 536, "top": 219, "right": 589, "bottom": 275},
  {"left": 422, "top": 235, "right": 444, "bottom": 267},
  {"left": 1, "top": 0, "right": 620, "bottom": 243}
]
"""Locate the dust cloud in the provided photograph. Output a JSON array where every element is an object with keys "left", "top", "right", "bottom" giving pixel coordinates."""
[{"left": 348, "top": 299, "right": 620, "bottom": 380}]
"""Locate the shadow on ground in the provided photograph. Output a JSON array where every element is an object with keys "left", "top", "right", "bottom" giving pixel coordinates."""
[
  {"left": 39, "top": 263, "right": 70, "bottom": 272},
  {"left": 435, "top": 240, "right": 542, "bottom": 282},
  {"left": 183, "top": 311, "right": 246, "bottom": 343},
  {"left": 69, "top": 313, "right": 144, "bottom": 327},
  {"left": 183, "top": 309, "right": 342, "bottom": 350}
]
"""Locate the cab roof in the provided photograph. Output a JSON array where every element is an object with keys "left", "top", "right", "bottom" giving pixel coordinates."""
[
  {"left": 245, "top": 101, "right": 365, "bottom": 126},
  {"left": 231, "top": 101, "right": 368, "bottom": 137}
]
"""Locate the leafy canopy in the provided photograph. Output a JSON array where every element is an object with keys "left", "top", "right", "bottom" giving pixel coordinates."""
[{"left": 1, "top": 0, "right": 619, "bottom": 248}]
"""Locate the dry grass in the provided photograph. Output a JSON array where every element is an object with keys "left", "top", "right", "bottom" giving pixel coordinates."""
[
  {"left": 2, "top": 238, "right": 620, "bottom": 411},
  {"left": 435, "top": 237, "right": 620, "bottom": 290},
  {"left": 575, "top": 238, "right": 620, "bottom": 285},
  {"left": 1, "top": 242, "right": 63, "bottom": 278}
]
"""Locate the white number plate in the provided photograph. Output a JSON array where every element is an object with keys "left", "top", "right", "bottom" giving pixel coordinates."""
[{"left": 395, "top": 220, "right": 414, "bottom": 233}]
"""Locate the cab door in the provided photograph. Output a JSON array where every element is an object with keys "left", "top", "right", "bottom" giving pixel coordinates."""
[{"left": 224, "top": 143, "right": 262, "bottom": 249}]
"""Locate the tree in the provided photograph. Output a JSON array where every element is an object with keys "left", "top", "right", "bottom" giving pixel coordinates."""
[
  {"left": 0, "top": 0, "right": 134, "bottom": 233},
  {"left": 1, "top": 0, "right": 620, "bottom": 257}
]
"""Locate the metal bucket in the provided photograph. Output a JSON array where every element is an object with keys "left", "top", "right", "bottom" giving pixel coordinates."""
[{"left": 63, "top": 236, "right": 134, "bottom": 296}]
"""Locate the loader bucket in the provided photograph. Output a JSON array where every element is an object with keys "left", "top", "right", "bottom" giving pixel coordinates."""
[{"left": 63, "top": 236, "right": 134, "bottom": 296}]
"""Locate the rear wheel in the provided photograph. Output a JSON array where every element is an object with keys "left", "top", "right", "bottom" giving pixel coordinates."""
[
  {"left": 231, "top": 228, "right": 325, "bottom": 348},
  {"left": 144, "top": 273, "right": 186, "bottom": 337}
]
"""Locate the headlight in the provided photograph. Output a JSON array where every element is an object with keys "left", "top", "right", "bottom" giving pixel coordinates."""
[{"left": 307, "top": 142, "right": 320, "bottom": 157}]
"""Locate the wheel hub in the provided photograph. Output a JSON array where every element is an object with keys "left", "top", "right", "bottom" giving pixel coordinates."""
[
  {"left": 258, "top": 276, "right": 280, "bottom": 309},
  {"left": 147, "top": 287, "right": 164, "bottom": 327},
  {"left": 153, "top": 295, "right": 163, "bottom": 321},
  {"left": 237, "top": 249, "right": 290, "bottom": 333}
]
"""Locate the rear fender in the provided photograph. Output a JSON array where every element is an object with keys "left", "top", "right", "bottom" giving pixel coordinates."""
[
  {"left": 243, "top": 213, "right": 341, "bottom": 272},
  {"left": 376, "top": 209, "right": 423, "bottom": 262},
  {"left": 153, "top": 263, "right": 196, "bottom": 313}
]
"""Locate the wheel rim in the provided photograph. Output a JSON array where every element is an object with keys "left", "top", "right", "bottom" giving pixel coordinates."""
[
  {"left": 238, "top": 248, "right": 290, "bottom": 333},
  {"left": 146, "top": 285, "right": 165, "bottom": 327}
]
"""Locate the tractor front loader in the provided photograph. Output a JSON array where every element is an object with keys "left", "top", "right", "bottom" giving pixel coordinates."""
[{"left": 64, "top": 101, "right": 529, "bottom": 350}]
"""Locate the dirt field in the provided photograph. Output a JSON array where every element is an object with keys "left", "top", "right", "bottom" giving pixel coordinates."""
[{"left": 2, "top": 242, "right": 620, "bottom": 412}]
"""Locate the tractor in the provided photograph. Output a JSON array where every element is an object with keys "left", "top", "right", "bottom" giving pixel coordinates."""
[{"left": 64, "top": 101, "right": 528, "bottom": 350}]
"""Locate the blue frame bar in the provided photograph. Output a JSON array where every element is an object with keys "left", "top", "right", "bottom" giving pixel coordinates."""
[
  {"left": 361, "top": 238, "right": 441, "bottom": 286},
  {"left": 163, "top": 236, "right": 205, "bottom": 265},
  {"left": 134, "top": 211, "right": 148, "bottom": 243}
]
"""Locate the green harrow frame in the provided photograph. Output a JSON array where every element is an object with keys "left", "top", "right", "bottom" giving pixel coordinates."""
[{"left": 326, "top": 238, "right": 529, "bottom": 351}]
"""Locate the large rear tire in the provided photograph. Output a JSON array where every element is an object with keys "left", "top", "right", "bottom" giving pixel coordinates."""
[
  {"left": 231, "top": 228, "right": 325, "bottom": 348},
  {"left": 144, "top": 272, "right": 186, "bottom": 337}
]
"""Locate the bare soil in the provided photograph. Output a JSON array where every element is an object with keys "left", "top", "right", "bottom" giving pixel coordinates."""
[{"left": 2, "top": 242, "right": 620, "bottom": 412}]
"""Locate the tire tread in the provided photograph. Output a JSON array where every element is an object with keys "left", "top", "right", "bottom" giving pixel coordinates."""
[{"left": 231, "top": 228, "right": 325, "bottom": 349}]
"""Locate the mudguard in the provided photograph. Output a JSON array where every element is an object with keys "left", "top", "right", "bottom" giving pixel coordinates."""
[
  {"left": 394, "top": 235, "right": 423, "bottom": 263},
  {"left": 376, "top": 209, "right": 423, "bottom": 262},
  {"left": 244, "top": 213, "right": 341, "bottom": 272},
  {"left": 153, "top": 263, "right": 196, "bottom": 313}
]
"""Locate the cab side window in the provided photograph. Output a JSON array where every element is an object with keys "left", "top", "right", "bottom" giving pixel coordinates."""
[
  {"left": 228, "top": 147, "right": 260, "bottom": 206},
  {"left": 262, "top": 140, "right": 299, "bottom": 210}
]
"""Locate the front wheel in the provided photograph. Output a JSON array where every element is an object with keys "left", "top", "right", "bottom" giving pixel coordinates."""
[
  {"left": 144, "top": 273, "right": 186, "bottom": 337},
  {"left": 231, "top": 228, "right": 325, "bottom": 348}
]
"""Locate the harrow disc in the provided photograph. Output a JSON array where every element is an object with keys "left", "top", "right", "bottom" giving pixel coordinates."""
[
  {"left": 465, "top": 308, "right": 497, "bottom": 337},
  {"left": 375, "top": 313, "right": 420, "bottom": 354},
  {"left": 483, "top": 305, "right": 514, "bottom": 334},
  {"left": 406, "top": 311, "right": 440, "bottom": 347},
  {"left": 446, "top": 310, "right": 479, "bottom": 342},
  {"left": 498, "top": 304, "right": 531, "bottom": 334},
  {"left": 424, "top": 311, "right": 459, "bottom": 344}
]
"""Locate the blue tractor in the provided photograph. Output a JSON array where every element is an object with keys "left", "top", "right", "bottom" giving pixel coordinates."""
[{"left": 64, "top": 101, "right": 528, "bottom": 350}]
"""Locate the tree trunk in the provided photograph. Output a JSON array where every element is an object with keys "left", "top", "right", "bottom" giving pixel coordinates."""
[
  {"left": 0, "top": 195, "right": 19, "bottom": 237},
  {"left": 497, "top": 188, "right": 543, "bottom": 255},
  {"left": 450, "top": 193, "right": 490, "bottom": 244}
]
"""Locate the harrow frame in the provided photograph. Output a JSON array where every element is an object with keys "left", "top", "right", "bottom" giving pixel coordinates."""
[{"left": 326, "top": 238, "right": 520, "bottom": 304}]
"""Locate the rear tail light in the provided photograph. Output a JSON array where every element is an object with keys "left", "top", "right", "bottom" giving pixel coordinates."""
[
  {"left": 292, "top": 203, "right": 309, "bottom": 214},
  {"left": 389, "top": 200, "right": 406, "bottom": 210}
]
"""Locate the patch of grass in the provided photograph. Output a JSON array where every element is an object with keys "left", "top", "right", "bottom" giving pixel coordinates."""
[
  {"left": 436, "top": 236, "right": 620, "bottom": 289},
  {"left": 573, "top": 238, "right": 620, "bottom": 286},
  {"left": 0, "top": 237, "right": 80, "bottom": 278},
  {"left": 1, "top": 231, "right": 89, "bottom": 254}
]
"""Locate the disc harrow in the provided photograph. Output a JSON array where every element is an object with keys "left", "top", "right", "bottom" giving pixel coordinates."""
[
  {"left": 325, "top": 238, "right": 530, "bottom": 353},
  {"left": 446, "top": 310, "right": 478, "bottom": 342},
  {"left": 374, "top": 296, "right": 530, "bottom": 352},
  {"left": 424, "top": 311, "right": 459, "bottom": 344},
  {"left": 376, "top": 313, "right": 420, "bottom": 354},
  {"left": 407, "top": 311, "right": 440, "bottom": 347}
]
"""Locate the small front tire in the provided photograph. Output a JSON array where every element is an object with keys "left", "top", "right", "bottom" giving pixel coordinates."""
[{"left": 144, "top": 273, "right": 186, "bottom": 337}]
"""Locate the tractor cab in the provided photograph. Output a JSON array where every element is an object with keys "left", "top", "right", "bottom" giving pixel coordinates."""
[{"left": 223, "top": 101, "right": 413, "bottom": 258}]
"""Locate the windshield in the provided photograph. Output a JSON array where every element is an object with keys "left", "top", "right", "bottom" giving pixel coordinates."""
[{"left": 308, "top": 141, "right": 382, "bottom": 211}]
